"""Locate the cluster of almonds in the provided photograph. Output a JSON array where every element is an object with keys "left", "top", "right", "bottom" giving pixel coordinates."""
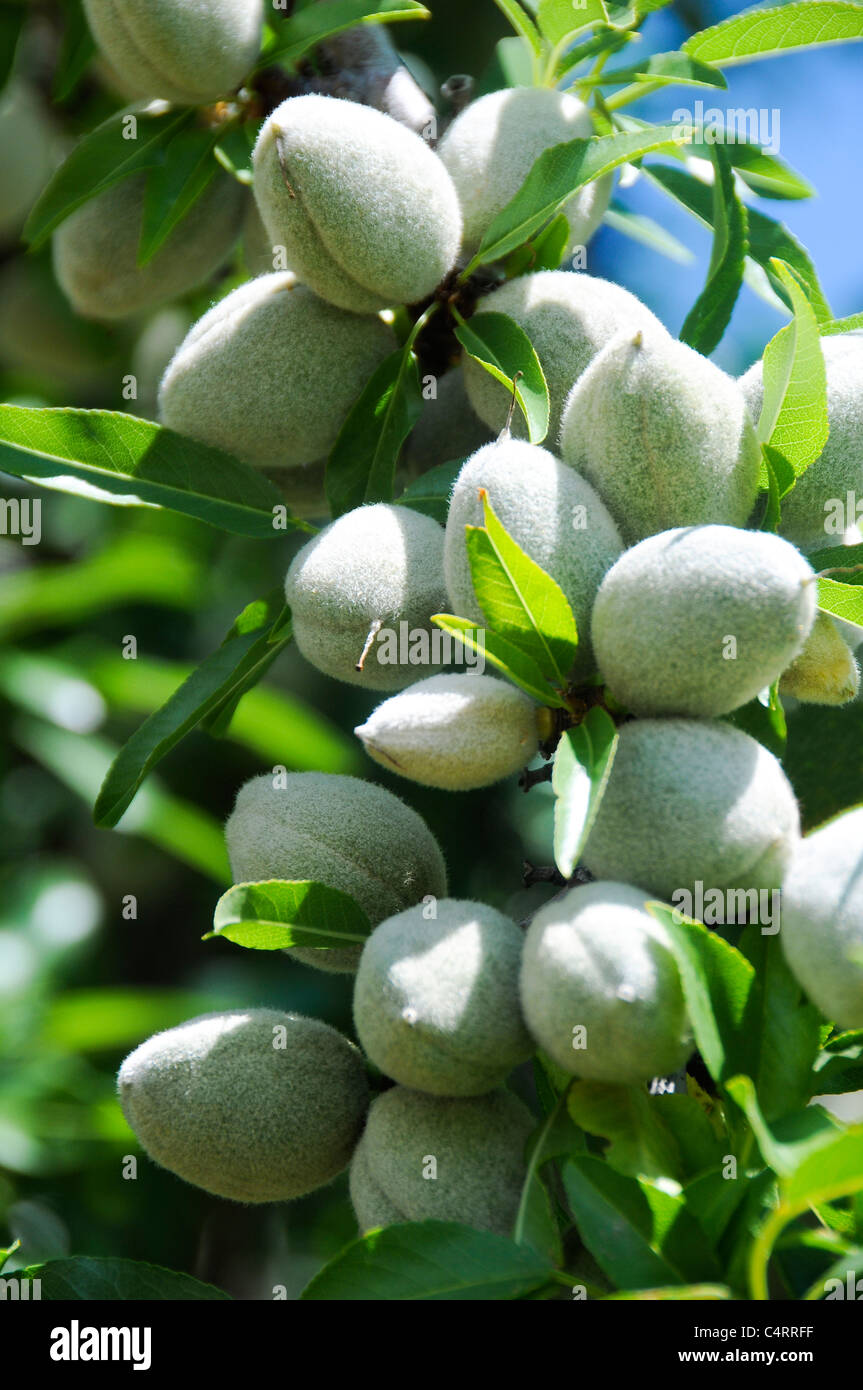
[
  {"left": 40, "top": 1, "right": 862, "bottom": 1235},
  {"left": 119, "top": 122, "right": 863, "bottom": 1232}
]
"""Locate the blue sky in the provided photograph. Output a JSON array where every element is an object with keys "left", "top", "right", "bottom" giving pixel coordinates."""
[{"left": 588, "top": 3, "right": 863, "bottom": 374}]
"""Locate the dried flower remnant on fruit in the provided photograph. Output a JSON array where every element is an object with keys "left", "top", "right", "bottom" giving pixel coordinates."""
[{"left": 779, "top": 611, "right": 861, "bottom": 706}]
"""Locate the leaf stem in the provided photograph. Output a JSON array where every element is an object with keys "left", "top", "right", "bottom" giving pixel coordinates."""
[
  {"left": 748, "top": 1202, "right": 788, "bottom": 1301},
  {"left": 604, "top": 77, "right": 665, "bottom": 111},
  {"left": 404, "top": 299, "right": 439, "bottom": 354},
  {"left": 513, "top": 1089, "right": 568, "bottom": 1246}
]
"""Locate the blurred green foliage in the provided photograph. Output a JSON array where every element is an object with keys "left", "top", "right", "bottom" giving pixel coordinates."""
[
  {"left": 0, "top": 4, "right": 535, "bottom": 1297},
  {"left": 3, "top": 0, "right": 859, "bottom": 1302}
]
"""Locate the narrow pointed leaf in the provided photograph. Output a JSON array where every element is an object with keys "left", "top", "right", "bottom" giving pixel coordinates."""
[
  {"left": 24, "top": 106, "right": 190, "bottom": 248},
  {"left": 680, "top": 142, "right": 747, "bottom": 355},
  {"left": 466, "top": 491, "right": 578, "bottom": 685},
  {"left": 0, "top": 406, "right": 296, "bottom": 538},
  {"left": 432, "top": 614, "right": 564, "bottom": 706},
  {"left": 684, "top": 2, "right": 863, "bottom": 68},
  {"left": 327, "top": 347, "right": 423, "bottom": 517}
]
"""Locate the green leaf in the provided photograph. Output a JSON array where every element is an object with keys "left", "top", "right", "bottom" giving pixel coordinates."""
[
  {"left": 301, "top": 1221, "right": 553, "bottom": 1300},
  {"left": 93, "top": 598, "right": 292, "bottom": 828},
  {"left": 209, "top": 880, "right": 372, "bottom": 953},
  {"left": 397, "top": 459, "right": 463, "bottom": 524},
  {"left": 602, "top": 49, "right": 728, "bottom": 89},
  {"left": 454, "top": 312, "right": 550, "bottom": 443},
  {"left": 538, "top": 0, "right": 608, "bottom": 46},
  {"left": 761, "top": 441, "right": 797, "bottom": 502},
  {"left": 684, "top": 2, "right": 863, "bottom": 68},
  {"left": 725, "top": 1076, "right": 841, "bottom": 1178},
  {"left": 0, "top": 1, "right": 24, "bottom": 92},
  {"left": 821, "top": 311, "right": 863, "bottom": 335},
  {"left": 492, "top": 0, "right": 544, "bottom": 55},
  {"left": 514, "top": 1173, "right": 564, "bottom": 1265},
  {"left": 80, "top": 645, "right": 359, "bottom": 774},
  {"left": 758, "top": 446, "right": 784, "bottom": 534},
  {"left": 263, "top": 0, "right": 430, "bottom": 69},
  {"left": 214, "top": 123, "right": 255, "bottom": 185},
  {"left": 654, "top": 1093, "right": 727, "bottom": 1178},
  {"left": 560, "top": 1157, "right": 721, "bottom": 1288},
  {"left": 492, "top": 34, "right": 537, "bottom": 88},
  {"left": 756, "top": 261, "right": 829, "bottom": 491},
  {"left": 196, "top": 589, "right": 290, "bottom": 735},
  {"left": 53, "top": 0, "right": 97, "bottom": 103},
  {"left": 552, "top": 709, "right": 618, "bottom": 878},
  {"left": 738, "top": 1076, "right": 863, "bottom": 1298},
  {"left": 812, "top": 1035, "right": 863, "bottom": 1096},
  {"left": 646, "top": 904, "right": 754, "bottom": 1090},
  {"left": 20, "top": 1257, "right": 230, "bottom": 1300},
  {"left": 603, "top": 202, "right": 695, "bottom": 264},
  {"left": 722, "top": 144, "right": 814, "bottom": 201},
  {"left": 803, "top": 1248, "right": 863, "bottom": 1301},
  {"left": 567, "top": 1082, "right": 685, "bottom": 1182},
  {"left": 466, "top": 491, "right": 578, "bottom": 686},
  {"left": 139, "top": 120, "right": 227, "bottom": 267},
  {"left": 680, "top": 143, "right": 747, "bottom": 356},
  {"left": 327, "top": 346, "right": 423, "bottom": 518},
  {"left": 431, "top": 614, "right": 564, "bottom": 706},
  {"left": 645, "top": 163, "right": 833, "bottom": 324},
  {"left": 0, "top": 406, "right": 295, "bottom": 539},
  {"left": 514, "top": 1088, "right": 582, "bottom": 1254},
  {"left": 465, "top": 124, "right": 693, "bottom": 273},
  {"left": 807, "top": 541, "right": 863, "bottom": 575},
  {"left": 683, "top": 1169, "right": 751, "bottom": 1248},
  {"left": 817, "top": 576, "right": 863, "bottom": 635},
  {"left": 24, "top": 106, "right": 189, "bottom": 248},
  {"left": 557, "top": 24, "right": 634, "bottom": 77},
  {"left": 525, "top": 212, "right": 572, "bottom": 272},
  {"left": 0, "top": 1241, "right": 20, "bottom": 1274},
  {"left": 736, "top": 927, "right": 823, "bottom": 1120}
]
